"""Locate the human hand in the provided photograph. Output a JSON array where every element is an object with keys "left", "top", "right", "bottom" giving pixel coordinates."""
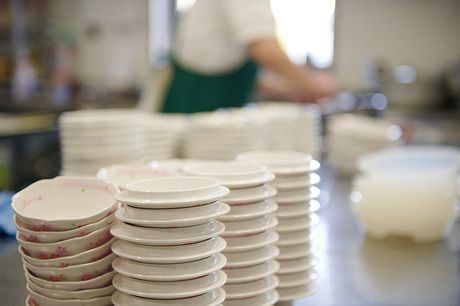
[{"left": 297, "top": 71, "right": 338, "bottom": 102}]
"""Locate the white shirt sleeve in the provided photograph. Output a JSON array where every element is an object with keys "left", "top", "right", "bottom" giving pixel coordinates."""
[{"left": 221, "top": 0, "right": 277, "bottom": 45}]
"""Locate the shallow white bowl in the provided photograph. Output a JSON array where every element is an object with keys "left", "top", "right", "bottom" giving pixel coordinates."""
[
  {"left": 116, "top": 201, "right": 230, "bottom": 227},
  {"left": 222, "top": 290, "right": 279, "bottom": 306},
  {"left": 277, "top": 213, "right": 320, "bottom": 232},
  {"left": 12, "top": 177, "right": 118, "bottom": 231},
  {"left": 15, "top": 213, "right": 115, "bottom": 243},
  {"left": 111, "top": 237, "right": 226, "bottom": 263},
  {"left": 278, "top": 243, "right": 319, "bottom": 260},
  {"left": 222, "top": 215, "right": 278, "bottom": 237},
  {"left": 278, "top": 256, "right": 320, "bottom": 274},
  {"left": 113, "top": 253, "right": 226, "bottom": 281},
  {"left": 224, "top": 246, "right": 280, "bottom": 268},
  {"left": 19, "top": 237, "right": 115, "bottom": 268},
  {"left": 27, "top": 284, "right": 112, "bottom": 306},
  {"left": 97, "top": 163, "right": 179, "bottom": 190},
  {"left": 25, "top": 270, "right": 115, "bottom": 291},
  {"left": 183, "top": 161, "right": 275, "bottom": 188},
  {"left": 237, "top": 151, "right": 320, "bottom": 175},
  {"left": 278, "top": 270, "right": 318, "bottom": 288},
  {"left": 224, "top": 275, "right": 279, "bottom": 299},
  {"left": 223, "top": 185, "right": 276, "bottom": 204},
  {"left": 113, "top": 271, "right": 227, "bottom": 299},
  {"left": 23, "top": 253, "right": 115, "bottom": 282},
  {"left": 112, "top": 288, "right": 226, "bottom": 306},
  {"left": 219, "top": 200, "right": 278, "bottom": 221},
  {"left": 18, "top": 225, "right": 113, "bottom": 259},
  {"left": 224, "top": 230, "right": 279, "bottom": 252},
  {"left": 224, "top": 260, "right": 279, "bottom": 283},
  {"left": 275, "top": 200, "right": 320, "bottom": 218},
  {"left": 275, "top": 186, "right": 320, "bottom": 204},
  {"left": 27, "top": 280, "right": 114, "bottom": 300},
  {"left": 277, "top": 281, "right": 318, "bottom": 302},
  {"left": 110, "top": 220, "right": 225, "bottom": 245}
]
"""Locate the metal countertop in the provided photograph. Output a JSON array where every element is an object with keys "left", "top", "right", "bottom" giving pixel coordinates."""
[{"left": 1, "top": 173, "right": 459, "bottom": 306}]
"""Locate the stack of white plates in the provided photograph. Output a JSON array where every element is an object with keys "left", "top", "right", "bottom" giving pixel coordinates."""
[
  {"left": 327, "top": 114, "right": 402, "bottom": 176},
  {"left": 353, "top": 145, "right": 460, "bottom": 242},
  {"left": 111, "top": 176, "right": 230, "bottom": 305},
  {"left": 183, "top": 111, "right": 269, "bottom": 160},
  {"left": 253, "top": 103, "right": 323, "bottom": 159},
  {"left": 141, "top": 114, "right": 186, "bottom": 161},
  {"left": 237, "top": 151, "right": 321, "bottom": 302},
  {"left": 184, "top": 161, "right": 281, "bottom": 306},
  {"left": 97, "top": 163, "right": 179, "bottom": 190},
  {"left": 12, "top": 177, "right": 118, "bottom": 306},
  {"left": 59, "top": 109, "right": 144, "bottom": 176}
]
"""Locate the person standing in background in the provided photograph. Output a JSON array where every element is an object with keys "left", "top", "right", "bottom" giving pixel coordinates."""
[{"left": 161, "top": 0, "right": 337, "bottom": 113}]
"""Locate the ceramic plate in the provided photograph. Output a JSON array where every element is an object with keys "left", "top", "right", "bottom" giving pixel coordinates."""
[
  {"left": 112, "top": 253, "right": 226, "bottom": 281},
  {"left": 277, "top": 213, "right": 320, "bottom": 232},
  {"left": 275, "top": 186, "right": 320, "bottom": 204},
  {"left": 221, "top": 290, "right": 279, "bottom": 306},
  {"left": 219, "top": 200, "right": 278, "bottom": 221},
  {"left": 222, "top": 215, "right": 278, "bottom": 237},
  {"left": 224, "top": 230, "right": 279, "bottom": 252},
  {"left": 110, "top": 220, "right": 225, "bottom": 245},
  {"left": 277, "top": 229, "right": 320, "bottom": 246},
  {"left": 112, "top": 288, "right": 226, "bottom": 306},
  {"left": 278, "top": 270, "right": 318, "bottom": 287},
  {"left": 111, "top": 237, "right": 226, "bottom": 263},
  {"left": 273, "top": 173, "right": 321, "bottom": 190},
  {"left": 224, "top": 246, "right": 280, "bottom": 268},
  {"left": 278, "top": 243, "right": 319, "bottom": 260},
  {"left": 112, "top": 271, "right": 227, "bottom": 299},
  {"left": 223, "top": 186, "right": 277, "bottom": 204},
  {"left": 278, "top": 256, "right": 319, "bottom": 274},
  {"left": 115, "top": 202, "right": 230, "bottom": 227},
  {"left": 224, "top": 275, "right": 279, "bottom": 299},
  {"left": 275, "top": 200, "right": 320, "bottom": 218},
  {"left": 224, "top": 260, "right": 279, "bottom": 283},
  {"left": 277, "top": 281, "right": 318, "bottom": 302}
]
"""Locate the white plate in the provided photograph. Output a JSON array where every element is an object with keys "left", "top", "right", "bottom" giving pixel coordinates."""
[
  {"left": 277, "top": 281, "right": 318, "bottom": 302},
  {"left": 278, "top": 270, "right": 318, "bottom": 287},
  {"left": 220, "top": 290, "right": 279, "bottom": 306},
  {"left": 278, "top": 256, "right": 320, "bottom": 274},
  {"left": 277, "top": 229, "right": 320, "bottom": 246},
  {"left": 222, "top": 215, "right": 278, "bottom": 237},
  {"left": 26, "top": 284, "right": 112, "bottom": 306},
  {"left": 219, "top": 200, "right": 278, "bottom": 221},
  {"left": 112, "top": 253, "right": 226, "bottom": 281},
  {"left": 112, "top": 288, "right": 226, "bottom": 306},
  {"left": 275, "top": 200, "right": 320, "bottom": 218},
  {"left": 111, "top": 237, "right": 226, "bottom": 263},
  {"left": 224, "top": 275, "right": 279, "bottom": 299},
  {"left": 224, "top": 186, "right": 277, "bottom": 204},
  {"left": 275, "top": 186, "right": 320, "bottom": 204},
  {"left": 278, "top": 243, "right": 319, "bottom": 260},
  {"left": 116, "top": 186, "right": 230, "bottom": 208},
  {"left": 277, "top": 213, "right": 320, "bottom": 232},
  {"left": 273, "top": 173, "right": 321, "bottom": 190},
  {"left": 224, "top": 246, "right": 280, "bottom": 268},
  {"left": 224, "top": 230, "right": 279, "bottom": 252},
  {"left": 110, "top": 220, "right": 225, "bottom": 245},
  {"left": 116, "top": 202, "right": 230, "bottom": 227},
  {"left": 183, "top": 161, "right": 275, "bottom": 188},
  {"left": 224, "top": 260, "right": 279, "bottom": 283},
  {"left": 113, "top": 271, "right": 227, "bottom": 299}
]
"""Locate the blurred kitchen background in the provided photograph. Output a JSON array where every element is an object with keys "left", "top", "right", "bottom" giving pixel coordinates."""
[{"left": 0, "top": 0, "right": 460, "bottom": 190}]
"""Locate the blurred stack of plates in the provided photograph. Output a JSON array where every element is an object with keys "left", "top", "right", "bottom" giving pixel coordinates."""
[
  {"left": 237, "top": 151, "right": 321, "bottom": 302},
  {"left": 184, "top": 161, "right": 281, "bottom": 306},
  {"left": 353, "top": 145, "right": 460, "bottom": 242},
  {"left": 12, "top": 177, "right": 118, "bottom": 306},
  {"left": 111, "top": 177, "right": 230, "bottom": 305},
  {"left": 59, "top": 109, "right": 144, "bottom": 176},
  {"left": 327, "top": 114, "right": 403, "bottom": 176},
  {"left": 183, "top": 111, "right": 268, "bottom": 160},
  {"left": 97, "top": 163, "right": 179, "bottom": 190},
  {"left": 251, "top": 103, "right": 323, "bottom": 159},
  {"left": 141, "top": 114, "right": 186, "bottom": 161}
]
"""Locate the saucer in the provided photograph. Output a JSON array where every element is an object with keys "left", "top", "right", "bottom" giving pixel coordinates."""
[
  {"left": 278, "top": 243, "right": 319, "bottom": 260},
  {"left": 277, "top": 281, "right": 318, "bottom": 302},
  {"left": 275, "top": 186, "right": 320, "bottom": 204},
  {"left": 224, "top": 246, "right": 280, "bottom": 268},
  {"left": 278, "top": 270, "right": 318, "bottom": 287},
  {"left": 224, "top": 230, "right": 279, "bottom": 252},
  {"left": 277, "top": 213, "right": 320, "bottom": 232},
  {"left": 219, "top": 200, "right": 278, "bottom": 221},
  {"left": 222, "top": 290, "right": 279, "bottom": 306},
  {"left": 224, "top": 275, "right": 279, "bottom": 299},
  {"left": 224, "top": 260, "right": 279, "bottom": 283},
  {"left": 278, "top": 256, "right": 320, "bottom": 274},
  {"left": 224, "top": 186, "right": 277, "bottom": 204},
  {"left": 275, "top": 200, "right": 320, "bottom": 218},
  {"left": 222, "top": 215, "right": 278, "bottom": 237}
]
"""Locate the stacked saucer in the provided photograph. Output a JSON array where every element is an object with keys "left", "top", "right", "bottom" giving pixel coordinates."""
[
  {"left": 183, "top": 111, "right": 268, "bottom": 160},
  {"left": 237, "top": 151, "right": 321, "bottom": 302},
  {"left": 97, "top": 163, "right": 179, "bottom": 190},
  {"left": 111, "top": 177, "right": 230, "bottom": 305},
  {"left": 12, "top": 177, "right": 118, "bottom": 306},
  {"left": 184, "top": 161, "right": 280, "bottom": 306},
  {"left": 59, "top": 109, "right": 144, "bottom": 176}
]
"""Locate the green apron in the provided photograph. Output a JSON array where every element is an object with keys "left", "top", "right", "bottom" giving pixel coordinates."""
[{"left": 161, "top": 60, "right": 258, "bottom": 113}]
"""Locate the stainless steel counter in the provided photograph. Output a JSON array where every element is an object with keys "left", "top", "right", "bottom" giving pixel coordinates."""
[{"left": 1, "top": 174, "right": 459, "bottom": 306}]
